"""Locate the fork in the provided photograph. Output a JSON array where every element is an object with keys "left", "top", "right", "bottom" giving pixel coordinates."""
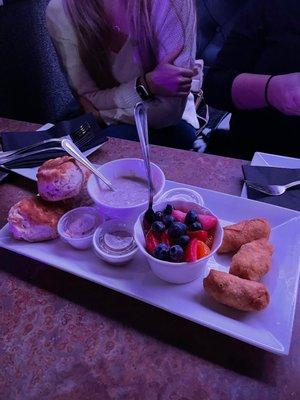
[
  {"left": 0, "top": 122, "right": 90, "bottom": 162},
  {"left": 246, "top": 180, "right": 300, "bottom": 196},
  {"left": 0, "top": 147, "right": 64, "bottom": 166}
]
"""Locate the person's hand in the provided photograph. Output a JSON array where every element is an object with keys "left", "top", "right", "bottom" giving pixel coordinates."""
[
  {"left": 267, "top": 73, "right": 300, "bottom": 116},
  {"left": 145, "top": 48, "right": 196, "bottom": 98},
  {"left": 79, "top": 96, "right": 101, "bottom": 119}
]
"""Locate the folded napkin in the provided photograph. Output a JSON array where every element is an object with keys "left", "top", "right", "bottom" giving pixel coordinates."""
[
  {"left": 0, "top": 166, "right": 9, "bottom": 183},
  {"left": 243, "top": 165, "right": 300, "bottom": 211},
  {"left": 0, "top": 113, "right": 107, "bottom": 169}
]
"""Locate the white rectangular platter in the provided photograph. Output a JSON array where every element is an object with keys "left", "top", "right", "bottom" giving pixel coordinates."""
[
  {"left": 1, "top": 180, "right": 299, "bottom": 355},
  {"left": 241, "top": 151, "right": 300, "bottom": 198}
]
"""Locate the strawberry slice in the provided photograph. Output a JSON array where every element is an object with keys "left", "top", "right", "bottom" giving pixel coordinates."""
[
  {"left": 205, "top": 233, "right": 214, "bottom": 249},
  {"left": 184, "top": 238, "right": 198, "bottom": 262},
  {"left": 171, "top": 209, "right": 187, "bottom": 223},
  {"left": 145, "top": 229, "right": 171, "bottom": 255},
  {"left": 197, "top": 214, "right": 217, "bottom": 231},
  {"left": 145, "top": 229, "right": 160, "bottom": 255},
  {"left": 197, "top": 240, "right": 210, "bottom": 259},
  {"left": 187, "top": 229, "right": 208, "bottom": 242}
]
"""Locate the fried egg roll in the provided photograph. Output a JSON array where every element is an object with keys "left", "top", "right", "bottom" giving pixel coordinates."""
[
  {"left": 218, "top": 218, "right": 271, "bottom": 254},
  {"left": 229, "top": 238, "right": 273, "bottom": 281},
  {"left": 203, "top": 269, "right": 270, "bottom": 311}
]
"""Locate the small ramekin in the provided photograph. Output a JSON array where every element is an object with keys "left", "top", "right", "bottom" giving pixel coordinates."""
[
  {"left": 58, "top": 206, "right": 102, "bottom": 250},
  {"left": 93, "top": 219, "right": 138, "bottom": 265}
]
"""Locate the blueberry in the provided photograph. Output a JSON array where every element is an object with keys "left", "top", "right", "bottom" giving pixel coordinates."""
[
  {"left": 176, "top": 235, "right": 190, "bottom": 247},
  {"left": 144, "top": 208, "right": 155, "bottom": 223},
  {"left": 185, "top": 210, "right": 198, "bottom": 225},
  {"left": 162, "top": 214, "right": 175, "bottom": 228},
  {"left": 169, "top": 245, "right": 184, "bottom": 262},
  {"left": 151, "top": 221, "right": 166, "bottom": 233},
  {"left": 154, "top": 243, "right": 170, "bottom": 260},
  {"left": 168, "top": 222, "right": 187, "bottom": 238},
  {"left": 190, "top": 221, "right": 203, "bottom": 231},
  {"left": 163, "top": 204, "right": 173, "bottom": 215},
  {"left": 154, "top": 211, "right": 164, "bottom": 221}
]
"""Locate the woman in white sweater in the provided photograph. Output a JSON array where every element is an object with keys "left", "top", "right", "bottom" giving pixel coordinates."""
[{"left": 46, "top": 0, "right": 199, "bottom": 149}]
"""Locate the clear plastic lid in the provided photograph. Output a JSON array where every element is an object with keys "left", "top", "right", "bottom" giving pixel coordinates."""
[
  {"left": 158, "top": 188, "right": 204, "bottom": 206},
  {"left": 94, "top": 219, "right": 137, "bottom": 259}
]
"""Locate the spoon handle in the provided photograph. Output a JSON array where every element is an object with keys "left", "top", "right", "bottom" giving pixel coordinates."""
[
  {"left": 61, "top": 139, "right": 115, "bottom": 191},
  {"left": 134, "top": 103, "right": 154, "bottom": 206},
  {"left": 285, "top": 180, "right": 300, "bottom": 189}
]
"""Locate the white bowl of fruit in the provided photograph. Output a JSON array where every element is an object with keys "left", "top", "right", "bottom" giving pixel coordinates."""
[{"left": 134, "top": 199, "right": 223, "bottom": 284}]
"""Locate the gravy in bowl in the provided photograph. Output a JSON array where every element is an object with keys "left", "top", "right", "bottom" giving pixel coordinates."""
[{"left": 100, "top": 175, "right": 150, "bottom": 207}]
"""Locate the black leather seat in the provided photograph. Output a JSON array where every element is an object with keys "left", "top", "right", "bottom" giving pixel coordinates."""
[
  {"left": 0, "top": 0, "right": 247, "bottom": 124},
  {"left": 0, "top": 0, "right": 78, "bottom": 124}
]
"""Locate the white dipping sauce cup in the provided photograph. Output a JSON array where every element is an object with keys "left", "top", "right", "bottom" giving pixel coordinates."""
[{"left": 58, "top": 206, "right": 102, "bottom": 250}]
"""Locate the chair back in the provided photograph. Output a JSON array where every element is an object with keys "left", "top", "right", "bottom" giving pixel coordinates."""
[{"left": 0, "top": 0, "right": 79, "bottom": 124}]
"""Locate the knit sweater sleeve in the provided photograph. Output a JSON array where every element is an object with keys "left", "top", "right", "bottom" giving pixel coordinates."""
[
  {"left": 46, "top": 0, "right": 196, "bottom": 128},
  {"left": 142, "top": 0, "right": 197, "bottom": 128},
  {"left": 101, "top": 0, "right": 197, "bottom": 128}
]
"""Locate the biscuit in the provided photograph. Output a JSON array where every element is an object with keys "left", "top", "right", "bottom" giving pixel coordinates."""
[
  {"left": 8, "top": 196, "right": 66, "bottom": 242},
  {"left": 37, "top": 156, "right": 91, "bottom": 202}
]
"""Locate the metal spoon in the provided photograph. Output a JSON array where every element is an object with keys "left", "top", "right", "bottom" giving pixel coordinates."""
[
  {"left": 61, "top": 139, "right": 115, "bottom": 191},
  {"left": 246, "top": 180, "right": 300, "bottom": 196},
  {"left": 134, "top": 102, "right": 155, "bottom": 222}
]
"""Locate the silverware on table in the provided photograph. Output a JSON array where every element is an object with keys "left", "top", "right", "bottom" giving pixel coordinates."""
[
  {"left": 61, "top": 138, "right": 115, "bottom": 191},
  {"left": 0, "top": 122, "right": 91, "bottom": 164},
  {"left": 0, "top": 167, "right": 9, "bottom": 183},
  {"left": 0, "top": 147, "right": 64, "bottom": 166},
  {"left": 246, "top": 180, "right": 300, "bottom": 196},
  {"left": 134, "top": 102, "right": 155, "bottom": 222}
]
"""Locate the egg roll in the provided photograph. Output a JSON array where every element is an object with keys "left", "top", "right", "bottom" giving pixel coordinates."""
[
  {"left": 203, "top": 269, "right": 270, "bottom": 311},
  {"left": 230, "top": 238, "right": 273, "bottom": 281},
  {"left": 218, "top": 218, "right": 271, "bottom": 254}
]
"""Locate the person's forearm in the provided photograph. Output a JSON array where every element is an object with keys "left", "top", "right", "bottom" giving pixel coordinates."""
[{"left": 231, "top": 73, "right": 271, "bottom": 110}]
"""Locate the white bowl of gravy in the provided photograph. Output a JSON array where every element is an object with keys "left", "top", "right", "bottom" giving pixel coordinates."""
[{"left": 87, "top": 158, "right": 165, "bottom": 221}]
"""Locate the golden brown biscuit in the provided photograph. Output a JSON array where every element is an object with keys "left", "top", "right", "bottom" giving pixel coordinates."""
[
  {"left": 37, "top": 156, "right": 91, "bottom": 202},
  {"left": 218, "top": 218, "right": 271, "bottom": 254},
  {"left": 203, "top": 269, "right": 270, "bottom": 311},
  {"left": 230, "top": 238, "right": 273, "bottom": 281},
  {"left": 8, "top": 196, "right": 66, "bottom": 242}
]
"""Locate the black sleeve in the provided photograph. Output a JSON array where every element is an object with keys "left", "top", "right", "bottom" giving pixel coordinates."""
[{"left": 203, "top": 0, "right": 267, "bottom": 111}]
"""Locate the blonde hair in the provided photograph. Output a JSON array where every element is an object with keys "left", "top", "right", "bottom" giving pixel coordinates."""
[{"left": 64, "top": 0, "right": 195, "bottom": 89}]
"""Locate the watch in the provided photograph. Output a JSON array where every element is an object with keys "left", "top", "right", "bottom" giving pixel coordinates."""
[{"left": 135, "top": 76, "right": 153, "bottom": 101}]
